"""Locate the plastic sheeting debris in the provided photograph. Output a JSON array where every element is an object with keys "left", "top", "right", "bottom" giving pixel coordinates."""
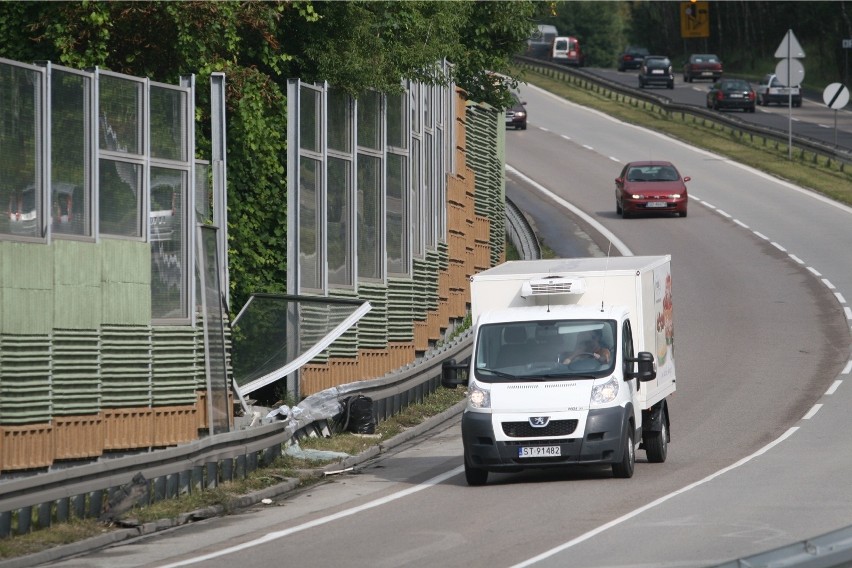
[{"left": 284, "top": 441, "right": 350, "bottom": 461}]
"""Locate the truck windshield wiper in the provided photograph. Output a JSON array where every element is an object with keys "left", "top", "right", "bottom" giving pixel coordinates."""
[
  {"left": 538, "top": 373, "right": 598, "bottom": 380},
  {"left": 477, "top": 368, "right": 517, "bottom": 380}
]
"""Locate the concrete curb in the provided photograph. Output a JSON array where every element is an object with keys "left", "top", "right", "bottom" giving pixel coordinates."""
[{"left": 0, "top": 400, "right": 466, "bottom": 568}]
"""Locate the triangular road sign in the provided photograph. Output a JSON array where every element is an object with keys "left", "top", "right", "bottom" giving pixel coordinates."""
[{"left": 775, "top": 29, "right": 805, "bottom": 58}]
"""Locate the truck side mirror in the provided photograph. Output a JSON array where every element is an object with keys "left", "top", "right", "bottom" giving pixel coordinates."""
[
  {"left": 441, "top": 358, "right": 470, "bottom": 389},
  {"left": 626, "top": 351, "right": 656, "bottom": 382}
]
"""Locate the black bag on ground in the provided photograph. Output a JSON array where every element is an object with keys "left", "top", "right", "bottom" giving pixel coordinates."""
[{"left": 334, "top": 395, "right": 376, "bottom": 434}]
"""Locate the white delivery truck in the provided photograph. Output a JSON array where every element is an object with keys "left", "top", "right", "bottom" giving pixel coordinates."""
[{"left": 442, "top": 255, "right": 676, "bottom": 485}]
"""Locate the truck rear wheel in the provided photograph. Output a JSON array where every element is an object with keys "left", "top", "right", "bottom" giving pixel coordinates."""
[
  {"left": 464, "top": 452, "right": 488, "bottom": 486},
  {"left": 612, "top": 427, "right": 635, "bottom": 478},
  {"left": 644, "top": 418, "right": 668, "bottom": 463}
]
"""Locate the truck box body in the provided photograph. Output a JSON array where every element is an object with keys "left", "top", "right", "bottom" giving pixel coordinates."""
[
  {"left": 470, "top": 256, "right": 675, "bottom": 408},
  {"left": 449, "top": 255, "right": 675, "bottom": 484}
]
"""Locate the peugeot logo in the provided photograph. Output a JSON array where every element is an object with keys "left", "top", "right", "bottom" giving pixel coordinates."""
[{"left": 529, "top": 416, "right": 550, "bottom": 427}]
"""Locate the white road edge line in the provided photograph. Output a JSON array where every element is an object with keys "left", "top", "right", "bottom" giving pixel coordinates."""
[
  {"left": 509, "top": 428, "right": 800, "bottom": 568},
  {"left": 803, "top": 404, "right": 823, "bottom": 420},
  {"left": 826, "top": 380, "right": 842, "bottom": 395},
  {"left": 505, "top": 164, "right": 633, "bottom": 256},
  {"left": 156, "top": 465, "right": 466, "bottom": 567}
]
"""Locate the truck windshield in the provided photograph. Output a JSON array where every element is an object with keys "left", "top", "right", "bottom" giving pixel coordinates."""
[{"left": 474, "top": 319, "right": 617, "bottom": 382}]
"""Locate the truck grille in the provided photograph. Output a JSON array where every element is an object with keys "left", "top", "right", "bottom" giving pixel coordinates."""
[{"left": 502, "top": 419, "right": 578, "bottom": 438}]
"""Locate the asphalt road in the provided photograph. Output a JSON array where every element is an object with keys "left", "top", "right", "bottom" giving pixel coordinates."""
[
  {"left": 589, "top": 65, "right": 852, "bottom": 152},
  {"left": 37, "top": 84, "right": 852, "bottom": 568}
]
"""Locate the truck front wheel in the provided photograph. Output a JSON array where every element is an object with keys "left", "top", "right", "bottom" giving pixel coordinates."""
[
  {"left": 612, "top": 427, "right": 635, "bottom": 478},
  {"left": 644, "top": 418, "right": 668, "bottom": 463},
  {"left": 464, "top": 452, "right": 488, "bottom": 486}
]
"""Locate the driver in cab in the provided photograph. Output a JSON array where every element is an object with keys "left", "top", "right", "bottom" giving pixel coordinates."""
[{"left": 558, "top": 330, "right": 611, "bottom": 365}]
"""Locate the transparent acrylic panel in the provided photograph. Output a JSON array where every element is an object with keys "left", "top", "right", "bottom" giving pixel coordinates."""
[
  {"left": 299, "top": 156, "right": 322, "bottom": 291},
  {"left": 386, "top": 91, "right": 406, "bottom": 149},
  {"left": 327, "top": 88, "right": 351, "bottom": 153},
  {"left": 410, "top": 83, "right": 421, "bottom": 134},
  {"left": 386, "top": 153, "right": 408, "bottom": 275},
  {"left": 150, "top": 166, "right": 187, "bottom": 320},
  {"left": 357, "top": 90, "right": 381, "bottom": 151},
  {"left": 425, "top": 132, "right": 435, "bottom": 248},
  {"left": 437, "top": 128, "right": 446, "bottom": 239},
  {"left": 424, "top": 83, "right": 433, "bottom": 129},
  {"left": 198, "top": 225, "right": 231, "bottom": 434},
  {"left": 99, "top": 158, "right": 142, "bottom": 237},
  {"left": 357, "top": 154, "right": 381, "bottom": 280},
  {"left": 411, "top": 137, "right": 422, "bottom": 256},
  {"left": 327, "top": 156, "right": 353, "bottom": 287},
  {"left": 299, "top": 85, "right": 320, "bottom": 153},
  {"left": 231, "top": 294, "right": 366, "bottom": 393},
  {"left": 150, "top": 85, "right": 187, "bottom": 162},
  {"left": 195, "top": 162, "right": 212, "bottom": 224},
  {"left": 0, "top": 62, "right": 42, "bottom": 238},
  {"left": 99, "top": 75, "right": 141, "bottom": 155},
  {"left": 51, "top": 69, "right": 91, "bottom": 237}
]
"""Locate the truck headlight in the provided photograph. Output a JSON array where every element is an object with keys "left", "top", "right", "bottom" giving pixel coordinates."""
[
  {"left": 591, "top": 376, "right": 619, "bottom": 404},
  {"left": 467, "top": 380, "right": 491, "bottom": 409}
]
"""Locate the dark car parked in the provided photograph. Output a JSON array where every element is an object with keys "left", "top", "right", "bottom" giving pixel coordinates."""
[
  {"left": 615, "top": 161, "right": 690, "bottom": 218},
  {"left": 617, "top": 46, "right": 649, "bottom": 71},
  {"left": 638, "top": 56, "right": 674, "bottom": 89},
  {"left": 505, "top": 92, "right": 527, "bottom": 130},
  {"left": 683, "top": 53, "right": 723, "bottom": 82},
  {"left": 706, "top": 79, "right": 756, "bottom": 112}
]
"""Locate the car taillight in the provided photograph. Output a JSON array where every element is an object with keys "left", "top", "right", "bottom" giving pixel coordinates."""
[
  {"left": 716, "top": 91, "right": 724, "bottom": 100},
  {"left": 748, "top": 91, "right": 755, "bottom": 101}
]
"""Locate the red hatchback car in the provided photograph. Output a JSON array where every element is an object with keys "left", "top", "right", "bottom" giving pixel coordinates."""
[{"left": 615, "top": 161, "right": 690, "bottom": 218}]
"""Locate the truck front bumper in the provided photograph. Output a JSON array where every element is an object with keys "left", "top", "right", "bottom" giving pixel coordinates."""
[{"left": 461, "top": 407, "right": 628, "bottom": 471}]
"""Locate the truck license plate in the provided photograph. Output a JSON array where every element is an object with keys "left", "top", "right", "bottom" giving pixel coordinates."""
[
  {"left": 646, "top": 202, "right": 667, "bottom": 208},
  {"left": 519, "top": 446, "right": 561, "bottom": 458}
]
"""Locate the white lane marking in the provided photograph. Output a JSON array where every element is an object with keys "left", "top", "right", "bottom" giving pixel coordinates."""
[
  {"left": 843, "top": 361, "right": 852, "bottom": 375},
  {"left": 609, "top": 156, "right": 621, "bottom": 162},
  {"left": 753, "top": 231, "right": 769, "bottom": 240},
  {"left": 701, "top": 201, "right": 716, "bottom": 209},
  {"left": 835, "top": 292, "right": 847, "bottom": 304},
  {"left": 826, "top": 380, "right": 842, "bottom": 395},
  {"left": 561, "top": 134, "right": 572, "bottom": 141},
  {"left": 845, "top": 307, "right": 852, "bottom": 320},
  {"left": 803, "top": 404, "right": 823, "bottom": 420},
  {"left": 505, "top": 164, "right": 632, "bottom": 256},
  {"left": 716, "top": 209, "right": 732, "bottom": 219},
  {"left": 510, "top": 428, "right": 800, "bottom": 568},
  {"left": 823, "top": 279, "right": 837, "bottom": 290},
  {"left": 808, "top": 266, "right": 823, "bottom": 277},
  {"left": 789, "top": 254, "right": 804, "bottom": 264},
  {"left": 771, "top": 242, "right": 787, "bottom": 252},
  {"left": 734, "top": 219, "right": 750, "bottom": 229},
  {"left": 156, "top": 465, "right": 466, "bottom": 567},
  {"left": 582, "top": 144, "right": 594, "bottom": 150}
]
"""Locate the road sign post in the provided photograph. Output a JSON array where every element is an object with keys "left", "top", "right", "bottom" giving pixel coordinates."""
[
  {"left": 822, "top": 83, "right": 850, "bottom": 147},
  {"left": 774, "top": 30, "right": 805, "bottom": 159}
]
